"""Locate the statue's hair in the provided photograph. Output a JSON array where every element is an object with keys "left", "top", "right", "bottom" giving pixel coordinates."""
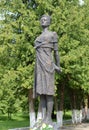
[{"left": 40, "top": 14, "right": 51, "bottom": 23}]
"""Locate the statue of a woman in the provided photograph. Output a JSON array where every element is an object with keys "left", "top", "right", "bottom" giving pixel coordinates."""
[{"left": 33, "top": 15, "right": 61, "bottom": 124}]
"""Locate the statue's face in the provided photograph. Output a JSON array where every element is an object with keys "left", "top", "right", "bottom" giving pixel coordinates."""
[{"left": 40, "top": 16, "right": 50, "bottom": 27}]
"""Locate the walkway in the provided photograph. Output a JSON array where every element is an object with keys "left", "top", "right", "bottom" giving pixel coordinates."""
[{"left": 60, "top": 123, "right": 89, "bottom": 130}]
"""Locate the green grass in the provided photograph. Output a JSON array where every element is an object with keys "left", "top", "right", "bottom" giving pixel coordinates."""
[
  {"left": 63, "top": 110, "right": 72, "bottom": 120},
  {"left": 0, "top": 113, "right": 29, "bottom": 130},
  {"left": 0, "top": 110, "right": 72, "bottom": 130}
]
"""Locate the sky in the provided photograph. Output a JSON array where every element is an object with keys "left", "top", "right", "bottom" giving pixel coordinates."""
[
  {"left": 0, "top": 14, "right": 5, "bottom": 20},
  {"left": 79, "top": 0, "right": 84, "bottom": 5}
]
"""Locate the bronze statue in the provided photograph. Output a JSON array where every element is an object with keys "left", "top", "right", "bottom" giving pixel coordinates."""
[{"left": 33, "top": 14, "right": 61, "bottom": 124}]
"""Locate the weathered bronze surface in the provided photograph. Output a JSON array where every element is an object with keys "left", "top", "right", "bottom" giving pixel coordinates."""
[{"left": 33, "top": 14, "right": 61, "bottom": 126}]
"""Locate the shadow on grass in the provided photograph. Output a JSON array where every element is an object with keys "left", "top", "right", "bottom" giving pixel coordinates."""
[
  {"left": 0, "top": 113, "right": 29, "bottom": 121},
  {"left": 63, "top": 114, "right": 71, "bottom": 120},
  {"left": 0, "top": 113, "right": 29, "bottom": 130},
  {"left": 17, "top": 113, "right": 29, "bottom": 119},
  {"left": 0, "top": 115, "right": 9, "bottom": 121},
  {"left": 0, "top": 120, "right": 29, "bottom": 130}
]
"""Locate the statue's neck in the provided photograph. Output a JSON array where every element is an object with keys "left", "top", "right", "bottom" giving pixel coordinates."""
[{"left": 42, "top": 27, "right": 49, "bottom": 33}]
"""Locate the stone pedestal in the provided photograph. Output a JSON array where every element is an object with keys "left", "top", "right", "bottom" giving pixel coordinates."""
[
  {"left": 9, "top": 122, "right": 60, "bottom": 130},
  {"left": 9, "top": 127, "right": 30, "bottom": 130},
  {"left": 31, "top": 122, "right": 60, "bottom": 130}
]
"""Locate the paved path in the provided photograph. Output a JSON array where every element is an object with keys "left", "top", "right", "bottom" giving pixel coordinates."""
[
  {"left": 60, "top": 123, "right": 89, "bottom": 130},
  {"left": 9, "top": 123, "right": 89, "bottom": 130}
]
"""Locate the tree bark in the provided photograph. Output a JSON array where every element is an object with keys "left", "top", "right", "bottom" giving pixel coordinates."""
[
  {"left": 87, "top": 95, "right": 89, "bottom": 119},
  {"left": 28, "top": 88, "right": 36, "bottom": 128},
  {"left": 69, "top": 89, "right": 78, "bottom": 124},
  {"left": 57, "top": 83, "right": 65, "bottom": 127}
]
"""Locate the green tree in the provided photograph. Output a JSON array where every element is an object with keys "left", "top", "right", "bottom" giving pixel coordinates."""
[
  {"left": 0, "top": 0, "right": 36, "bottom": 116},
  {"left": 0, "top": 0, "right": 89, "bottom": 123}
]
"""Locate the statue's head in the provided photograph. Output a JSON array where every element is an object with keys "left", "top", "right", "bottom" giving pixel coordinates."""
[{"left": 40, "top": 14, "right": 51, "bottom": 27}]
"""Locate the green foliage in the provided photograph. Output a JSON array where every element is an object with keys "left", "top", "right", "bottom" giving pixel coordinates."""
[
  {"left": 0, "top": 0, "right": 89, "bottom": 114},
  {"left": 0, "top": 0, "right": 36, "bottom": 115}
]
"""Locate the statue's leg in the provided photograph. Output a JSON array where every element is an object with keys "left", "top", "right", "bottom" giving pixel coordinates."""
[
  {"left": 46, "top": 95, "right": 53, "bottom": 123},
  {"left": 40, "top": 94, "right": 47, "bottom": 120}
]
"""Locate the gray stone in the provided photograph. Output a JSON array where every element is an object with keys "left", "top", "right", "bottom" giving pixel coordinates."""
[
  {"left": 53, "top": 122, "right": 60, "bottom": 130},
  {"left": 31, "top": 122, "right": 60, "bottom": 130},
  {"left": 9, "top": 127, "right": 30, "bottom": 130},
  {"left": 9, "top": 122, "right": 60, "bottom": 130}
]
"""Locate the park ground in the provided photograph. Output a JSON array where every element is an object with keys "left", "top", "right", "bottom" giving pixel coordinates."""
[
  {"left": 0, "top": 112, "right": 89, "bottom": 130},
  {"left": 60, "top": 123, "right": 89, "bottom": 130},
  {"left": 0, "top": 113, "right": 29, "bottom": 130}
]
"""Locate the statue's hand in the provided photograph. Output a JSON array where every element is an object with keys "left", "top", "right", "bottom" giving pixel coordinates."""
[
  {"left": 56, "top": 67, "right": 62, "bottom": 74},
  {"left": 54, "top": 64, "right": 62, "bottom": 73}
]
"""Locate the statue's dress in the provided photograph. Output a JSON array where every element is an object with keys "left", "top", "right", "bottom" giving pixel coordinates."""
[{"left": 33, "top": 31, "right": 58, "bottom": 98}]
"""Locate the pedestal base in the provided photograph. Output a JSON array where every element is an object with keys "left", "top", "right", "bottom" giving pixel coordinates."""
[
  {"left": 9, "top": 127, "right": 30, "bottom": 130},
  {"left": 9, "top": 122, "right": 60, "bottom": 130}
]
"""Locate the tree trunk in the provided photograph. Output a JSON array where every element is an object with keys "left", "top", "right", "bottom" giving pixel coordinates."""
[
  {"left": 28, "top": 89, "right": 36, "bottom": 128},
  {"left": 69, "top": 89, "right": 78, "bottom": 124},
  {"left": 71, "top": 90, "right": 83, "bottom": 124},
  {"left": 57, "top": 110, "right": 63, "bottom": 127},
  {"left": 87, "top": 95, "right": 89, "bottom": 119},
  {"left": 8, "top": 109, "right": 12, "bottom": 120},
  {"left": 82, "top": 97, "right": 88, "bottom": 121},
  {"left": 57, "top": 83, "right": 65, "bottom": 127}
]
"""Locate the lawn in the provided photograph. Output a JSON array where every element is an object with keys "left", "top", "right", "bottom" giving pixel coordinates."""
[
  {"left": 0, "top": 113, "right": 29, "bottom": 130},
  {"left": 63, "top": 110, "right": 72, "bottom": 120},
  {"left": 0, "top": 111, "right": 72, "bottom": 130}
]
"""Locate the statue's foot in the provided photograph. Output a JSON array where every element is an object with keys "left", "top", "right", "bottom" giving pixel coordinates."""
[
  {"left": 35, "top": 118, "right": 46, "bottom": 126},
  {"left": 44, "top": 117, "right": 53, "bottom": 125},
  {"left": 33, "top": 119, "right": 42, "bottom": 128},
  {"left": 32, "top": 118, "right": 47, "bottom": 129}
]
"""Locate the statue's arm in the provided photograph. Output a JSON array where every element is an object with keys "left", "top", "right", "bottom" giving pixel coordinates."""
[
  {"left": 54, "top": 49, "right": 60, "bottom": 67},
  {"left": 54, "top": 44, "right": 61, "bottom": 73},
  {"left": 52, "top": 32, "right": 62, "bottom": 73},
  {"left": 53, "top": 32, "right": 60, "bottom": 66}
]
